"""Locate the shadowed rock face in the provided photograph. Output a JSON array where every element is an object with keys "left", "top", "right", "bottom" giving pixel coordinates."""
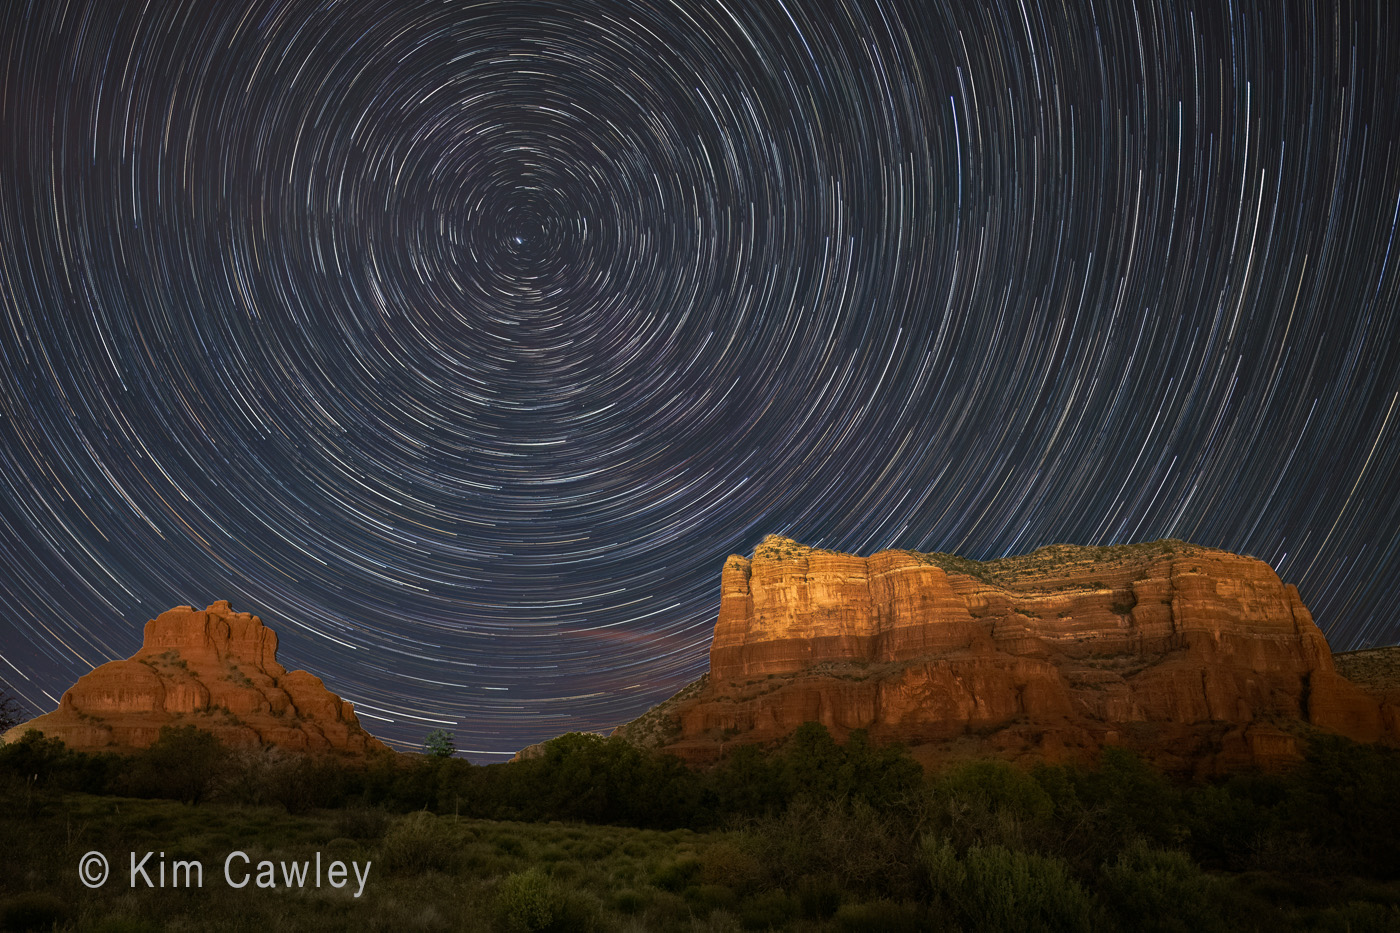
[
  {"left": 2, "top": 602, "right": 388, "bottom": 755},
  {"left": 626, "top": 537, "right": 1397, "bottom": 773}
]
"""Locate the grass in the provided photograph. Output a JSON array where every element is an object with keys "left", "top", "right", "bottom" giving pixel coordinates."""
[{"left": 0, "top": 791, "right": 783, "bottom": 932}]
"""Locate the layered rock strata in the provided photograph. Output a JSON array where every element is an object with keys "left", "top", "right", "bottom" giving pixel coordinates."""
[
  {"left": 621, "top": 537, "right": 1396, "bottom": 771},
  {"left": 2, "top": 602, "right": 387, "bottom": 755}
]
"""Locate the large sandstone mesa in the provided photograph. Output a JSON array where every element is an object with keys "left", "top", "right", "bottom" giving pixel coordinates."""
[
  {"left": 2, "top": 602, "right": 388, "bottom": 755},
  {"left": 622, "top": 536, "right": 1397, "bottom": 771}
]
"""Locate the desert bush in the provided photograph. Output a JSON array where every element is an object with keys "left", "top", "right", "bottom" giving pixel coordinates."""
[
  {"left": 924, "top": 837, "right": 1100, "bottom": 932},
  {"left": 126, "top": 725, "right": 229, "bottom": 803},
  {"left": 1306, "top": 901, "right": 1400, "bottom": 933},
  {"left": 379, "top": 810, "right": 460, "bottom": 874},
  {"left": 1073, "top": 746, "right": 1183, "bottom": 854},
  {"left": 925, "top": 758, "right": 1058, "bottom": 853},
  {"left": 1285, "top": 735, "right": 1400, "bottom": 878},
  {"left": 495, "top": 868, "right": 564, "bottom": 931},
  {"left": 641, "top": 890, "right": 691, "bottom": 928},
  {"left": 698, "top": 837, "right": 767, "bottom": 894},
  {"left": 833, "top": 899, "right": 927, "bottom": 932},
  {"left": 736, "top": 889, "right": 799, "bottom": 929},
  {"left": 267, "top": 753, "right": 349, "bottom": 812},
  {"left": 0, "top": 729, "right": 120, "bottom": 796},
  {"left": 684, "top": 883, "right": 740, "bottom": 914},
  {"left": 650, "top": 855, "right": 702, "bottom": 892},
  {"left": 1098, "top": 842, "right": 1229, "bottom": 933},
  {"left": 705, "top": 724, "right": 922, "bottom": 822},
  {"left": 740, "top": 796, "right": 923, "bottom": 898},
  {"left": 332, "top": 805, "right": 391, "bottom": 840},
  {"left": 608, "top": 887, "right": 651, "bottom": 914},
  {"left": 216, "top": 745, "right": 345, "bottom": 811}
]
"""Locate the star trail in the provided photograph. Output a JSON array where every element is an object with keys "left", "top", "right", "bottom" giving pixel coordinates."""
[{"left": 2, "top": 0, "right": 1398, "bottom": 758}]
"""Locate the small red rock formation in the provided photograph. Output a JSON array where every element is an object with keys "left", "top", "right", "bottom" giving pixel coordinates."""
[
  {"left": 2, "top": 602, "right": 388, "bottom": 755},
  {"left": 622, "top": 536, "right": 1397, "bottom": 772}
]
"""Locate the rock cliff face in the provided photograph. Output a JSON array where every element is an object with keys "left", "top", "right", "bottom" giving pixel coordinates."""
[
  {"left": 622, "top": 536, "right": 1397, "bottom": 772},
  {"left": 2, "top": 602, "right": 388, "bottom": 755}
]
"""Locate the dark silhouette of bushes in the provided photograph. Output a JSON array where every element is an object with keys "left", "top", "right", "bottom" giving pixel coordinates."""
[
  {"left": 125, "top": 725, "right": 229, "bottom": 803},
  {"left": 924, "top": 837, "right": 1100, "bottom": 932},
  {"left": 5, "top": 717, "right": 1400, "bottom": 931}
]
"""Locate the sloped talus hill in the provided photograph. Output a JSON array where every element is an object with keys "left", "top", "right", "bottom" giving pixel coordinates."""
[
  {"left": 2, "top": 602, "right": 387, "bottom": 755},
  {"left": 617, "top": 537, "right": 1398, "bottom": 772}
]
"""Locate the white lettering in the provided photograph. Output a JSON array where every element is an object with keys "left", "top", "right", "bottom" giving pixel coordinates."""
[
  {"left": 171, "top": 859, "right": 202, "bottom": 888},
  {"left": 131, "top": 852, "right": 153, "bottom": 888},
  {"left": 353, "top": 861, "right": 371, "bottom": 898},
  {"left": 224, "top": 851, "right": 249, "bottom": 888},
  {"left": 281, "top": 860, "right": 309, "bottom": 887}
]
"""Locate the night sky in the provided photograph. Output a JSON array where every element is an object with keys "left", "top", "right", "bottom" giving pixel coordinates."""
[{"left": 2, "top": 1, "right": 1398, "bottom": 759}]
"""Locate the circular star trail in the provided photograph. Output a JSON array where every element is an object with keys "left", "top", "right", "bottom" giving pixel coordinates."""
[{"left": 2, "top": 1, "right": 1398, "bottom": 757}]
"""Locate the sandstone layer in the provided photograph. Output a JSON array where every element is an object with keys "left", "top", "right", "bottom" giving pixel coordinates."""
[
  {"left": 2, "top": 602, "right": 388, "bottom": 755},
  {"left": 618, "top": 537, "right": 1397, "bottom": 772}
]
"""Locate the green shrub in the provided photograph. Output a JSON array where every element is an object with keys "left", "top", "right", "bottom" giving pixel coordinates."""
[
  {"left": 127, "top": 725, "right": 228, "bottom": 803},
  {"left": 737, "top": 889, "right": 798, "bottom": 929},
  {"left": 685, "top": 883, "right": 740, "bottom": 913},
  {"left": 496, "top": 868, "right": 563, "bottom": 931},
  {"left": 609, "top": 887, "right": 650, "bottom": 914},
  {"left": 699, "top": 838, "right": 766, "bottom": 893},
  {"left": 1307, "top": 901, "right": 1400, "bottom": 933},
  {"left": 1288, "top": 735, "right": 1400, "bottom": 877},
  {"left": 929, "top": 758, "right": 1058, "bottom": 852},
  {"left": 833, "top": 899, "right": 927, "bottom": 932},
  {"left": 1099, "top": 842, "right": 1229, "bottom": 933},
  {"left": 493, "top": 867, "right": 602, "bottom": 933},
  {"left": 924, "top": 837, "right": 1099, "bottom": 932},
  {"left": 380, "top": 810, "right": 459, "bottom": 874},
  {"left": 264, "top": 752, "right": 348, "bottom": 812},
  {"left": 332, "top": 805, "right": 390, "bottom": 840},
  {"left": 424, "top": 729, "right": 456, "bottom": 758},
  {"left": 651, "top": 855, "right": 702, "bottom": 891},
  {"left": 740, "top": 797, "right": 922, "bottom": 898},
  {"left": 0, "top": 729, "right": 120, "bottom": 796},
  {"left": 496, "top": 835, "right": 526, "bottom": 856}
]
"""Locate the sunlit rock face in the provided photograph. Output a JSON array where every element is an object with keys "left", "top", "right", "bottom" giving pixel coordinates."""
[
  {"left": 3, "top": 602, "right": 387, "bottom": 755},
  {"left": 637, "top": 537, "right": 1395, "bottom": 773}
]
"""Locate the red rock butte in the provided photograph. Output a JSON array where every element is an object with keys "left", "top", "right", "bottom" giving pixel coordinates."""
[
  {"left": 2, "top": 602, "right": 388, "bottom": 755},
  {"left": 617, "top": 536, "right": 1399, "bottom": 772}
]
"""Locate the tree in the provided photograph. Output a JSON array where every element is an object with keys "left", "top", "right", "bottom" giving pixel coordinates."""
[
  {"left": 0, "top": 689, "right": 27, "bottom": 734},
  {"left": 424, "top": 729, "right": 456, "bottom": 758},
  {"left": 130, "top": 725, "right": 228, "bottom": 803}
]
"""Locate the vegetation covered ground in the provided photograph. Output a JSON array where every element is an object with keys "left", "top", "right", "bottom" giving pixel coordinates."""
[{"left": 2, "top": 723, "right": 1399, "bottom": 931}]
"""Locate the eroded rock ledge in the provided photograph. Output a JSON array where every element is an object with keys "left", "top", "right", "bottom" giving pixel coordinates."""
[
  {"left": 618, "top": 537, "right": 1397, "bottom": 772},
  {"left": 3, "top": 602, "right": 387, "bottom": 755}
]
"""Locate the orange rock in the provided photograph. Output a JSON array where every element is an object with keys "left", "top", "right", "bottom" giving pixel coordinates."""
[
  {"left": 636, "top": 537, "right": 1397, "bottom": 771},
  {"left": 2, "top": 603, "right": 388, "bottom": 755}
]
